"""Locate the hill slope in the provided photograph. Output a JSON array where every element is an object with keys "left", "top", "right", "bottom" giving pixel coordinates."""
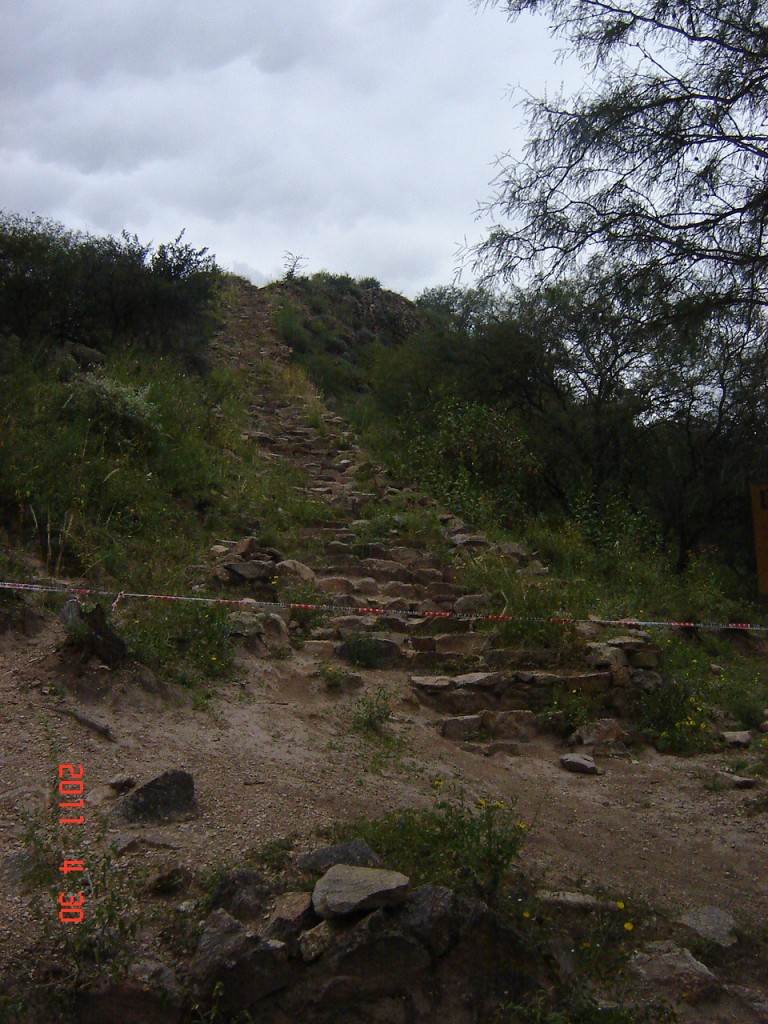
[{"left": 0, "top": 277, "right": 766, "bottom": 1023}]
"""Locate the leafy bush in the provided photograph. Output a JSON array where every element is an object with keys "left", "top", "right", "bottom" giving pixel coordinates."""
[
  {"left": 631, "top": 672, "right": 714, "bottom": 753},
  {"left": 120, "top": 601, "right": 234, "bottom": 682},
  {"left": 0, "top": 212, "right": 220, "bottom": 359},
  {"left": 318, "top": 663, "right": 358, "bottom": 691},
  {"left": 63, "top": 375, "right": 159, "bottom": 447},
  {"left": 330, "top": 793, "right": 526, "bottom": 904}
]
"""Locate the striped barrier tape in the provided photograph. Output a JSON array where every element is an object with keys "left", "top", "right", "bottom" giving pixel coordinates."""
[{"left": 1, "top": 578, "right": 767, "bottom": 632}]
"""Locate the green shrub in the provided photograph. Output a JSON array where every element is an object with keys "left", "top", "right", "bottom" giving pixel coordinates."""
[
  {"left": 631, "top": 676, "right": 714, "bottom": 753},
  {"left": 63, "top": 375, "right": 159, "bottom": 447},
  {"left": 120, "top": 601, "right": 234, "bottom": 682},
  {"left": 318, "top": 663, "right": 357, "bottom": 690},
  {"left": 350, "top": 686, "right": 392, "bottom": 734},
  {"left": 330, "top": 792, "right": 526, "bottom": 904},
  {"left": 0, "top": 213, "right": 220, "bottom": 357},
  {"left": 274, "top": 303, "right": 312, "bottom": 351},
  {"left": 541, "top": 684, "right": 604, "bottom": 734},
  {"left": 282, "top": 581, "right": 329, "bottom": 632}
]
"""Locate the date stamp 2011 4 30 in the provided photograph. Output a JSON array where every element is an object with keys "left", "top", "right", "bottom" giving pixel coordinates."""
[{"left": 57, "top": 763, "right": 86, "bottom": 924}]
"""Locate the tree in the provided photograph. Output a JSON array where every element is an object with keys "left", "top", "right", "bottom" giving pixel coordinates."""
[{"left": 473, "top": 0, "right": 768, "bottom": 314}]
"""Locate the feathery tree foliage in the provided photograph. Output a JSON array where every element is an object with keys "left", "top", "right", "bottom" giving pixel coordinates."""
[{"left": 473, "top": 0, "right": 768, "bottom": 314}]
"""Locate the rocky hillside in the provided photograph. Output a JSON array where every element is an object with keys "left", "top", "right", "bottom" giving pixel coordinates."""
[{"left": 0, "top": 279, "right": 767, "bottom": 1023}]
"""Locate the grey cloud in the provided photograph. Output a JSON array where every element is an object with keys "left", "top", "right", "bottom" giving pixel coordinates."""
[{"left": 1, "top": 0, "right": 568, "bottom": 296}]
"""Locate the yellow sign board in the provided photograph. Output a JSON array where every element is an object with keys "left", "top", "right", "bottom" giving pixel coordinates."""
[{"left": 752, "top": 485, "right": 768, "bottom": 596}]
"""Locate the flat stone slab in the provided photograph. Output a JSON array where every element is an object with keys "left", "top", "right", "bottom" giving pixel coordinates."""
[
  {"left": 440, "top": 715, "right": 483, "bottom": 741},
  {"left": 721, "top": 731, "right": 752, "bottom": 747},
  {"left": 312, "top": 865, "right": 409, "bottom": 919},
  {"left": 453, "top": 671, "right": 502, "bottom": 690},
  {"left": 410, "top": 675, "right": 453, "bottom": 692},
  {"left": 631, "top": 941, "right": 720, "bottom": 1003},
  {"left": 360, "top": 559, "right": 412, "bottom": 582},
  {"left": 316, "top": 577, "right": 355, "bottom": 594},
  {"left": 479, "top": 709, "right": 536, "bottom": 740},
  {"left": 678, "top": 906, "right": 738, "bottom": 947},
  {"left": 715, "top": 771, "right": 756, "bottom": 790},
  {"left": 449, "top": 534, "right": 491, "bottom": 548},
  {"left": 537, "top": 891, "right": 619, "bottom": 912},
  {"left": 570, "top": 718, "right": 629, "bottom": 747},
  {"left": 434, "top": 634, "right": 489, "bottom": 655},
  {"left": 560, "top": 754, "right": 601, "bottom": 775}
]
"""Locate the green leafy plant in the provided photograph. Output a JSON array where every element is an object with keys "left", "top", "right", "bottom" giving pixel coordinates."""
[
  {"left": 121, "top": 600, "right": 234, "bottom": 682},
  {"left": 496, "top": 991, "right": 676, "bottom": 1024},
  {"left": 318, "top": 663, "right": 358, "bottom": 691},
  {"left": 541, "top": 684, "right": 604, "bottom": 734},
  {"left": 631, "top": 677, "right": 714, "bottom": 754},
  {"left": 20, "top": 808, "right": 141, "bottom": 994},
  {"left": 330, "top": 790, "right": 527, "bottom": 904},
  {"left": 350, "top": 686, "right": 392, "bottom": 734}
]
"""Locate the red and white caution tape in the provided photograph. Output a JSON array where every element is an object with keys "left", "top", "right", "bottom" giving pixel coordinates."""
[{"left": 0, "top": 579, "right": 766, "bottom": 632}]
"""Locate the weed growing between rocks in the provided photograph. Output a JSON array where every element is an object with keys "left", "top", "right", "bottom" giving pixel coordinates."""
[
  {"left": 281, "top": 581, "right": 329, "bottom": 633},
  {"left": 439, "top": 509, "right": 759, "bottom": 657},
  {"left": 352, "top": 500, "right": 447, "bottom": 554},
  {"left": 339, "top": 632, "right": 395, "bottom": 669},
  {"left": 630, "top": 677, "right": 715, "bottom": 754},
  {"left": 491, "top": 888, "right": 679, "bottom": 1024},
  {"left": 189, "top": 981, "right": 253, "bottom": 1024},
  {"left": 540, "top": 684, "right": 605, "bottom": 735},
  {"left": 456, "top": 551, "right": 582, "bottom": 653},
  {"left": 630, "top": 635, "right": 768, "bottom": 754}
]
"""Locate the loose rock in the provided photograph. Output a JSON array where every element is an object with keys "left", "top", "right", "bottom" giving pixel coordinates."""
[
  {"left": 721, "top": 730, "right": 752, "bottom": 747},
  {"left": 560, "top": 754, "right": 601, "bottom": 775},
  {"left": 631, "top": 941, "right": 720, "bottom": 1003},
  {"left": 312, "top": 864, "right": 410, "bottom": 919},
  {"left": 110, "top": 769, "right": 199, "bottom": 825},
  {"left": 296, "top": 839, "right": 382, "bottom": 876},
  {"left": 677, "top": 906, "right": 738, "bottom": 948}
]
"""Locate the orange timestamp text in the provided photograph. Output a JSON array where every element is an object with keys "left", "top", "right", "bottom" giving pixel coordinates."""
[{"left": 57, "top": 764, "right": 86, "bottom": 924}]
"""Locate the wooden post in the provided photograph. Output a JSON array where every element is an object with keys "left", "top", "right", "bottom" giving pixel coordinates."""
[{"left": 751, "top": 485, "right": 768, "bottom": 597}]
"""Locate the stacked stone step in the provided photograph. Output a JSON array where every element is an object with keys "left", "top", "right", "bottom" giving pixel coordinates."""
[
  {"left": 407, "top": 635, "right": 662, "bottom": 756},
  {"left": 307, "top": 534, "right": 489, "bottom": 674}
]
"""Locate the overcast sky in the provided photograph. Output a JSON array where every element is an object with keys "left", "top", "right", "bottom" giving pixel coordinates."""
[{"left": 1, "top": 1, "right": 574, "bottom": 297}]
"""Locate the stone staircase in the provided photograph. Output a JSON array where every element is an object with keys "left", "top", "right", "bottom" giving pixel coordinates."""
[{"left": 210, "top": 314, "right": 663, "bottom": 758}]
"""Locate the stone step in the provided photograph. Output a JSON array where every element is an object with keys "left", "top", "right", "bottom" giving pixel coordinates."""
[
  {"left": 438, "top": 709, "right": 538, "bottom": 743},
  {"left": 406, "top": 651, "right": 489, "bottom": 673},
  {"left": 404, "top": 617, "right": 472, "bottom": 636},
  {"left": 410, "top": 669, "right": 585, "bottom": 714},
  {"left": 337, "top": 635, "right": 407, "bottom": 669}
]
